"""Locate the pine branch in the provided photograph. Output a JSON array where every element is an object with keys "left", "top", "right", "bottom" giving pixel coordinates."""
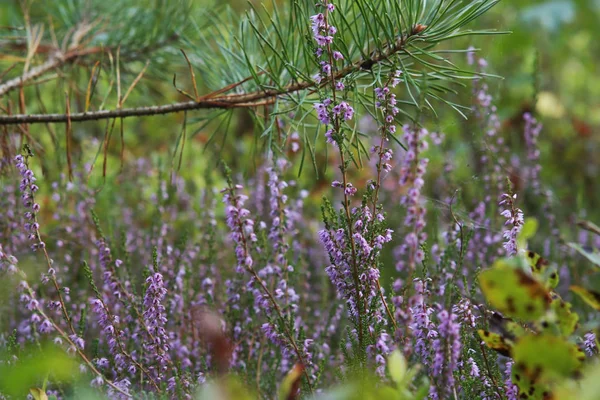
[{"left": 0, "top": 36, "right": 411, "bottom": 125}]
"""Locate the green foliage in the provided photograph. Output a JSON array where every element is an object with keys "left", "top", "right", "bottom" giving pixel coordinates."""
[
  {"left": 568, "top": 243, "right": 600, "bottom": 269},
  {"left": 0, "top": 344, "right": 78, "bottom": 398},
  {"left": 478, "top": 249, "right": 591, "bottom": 398},
  {"left": 526, "top": 251, "right": 559, "bottom": 290},
  {"left": 479, "top": 258, "right": 551, "bottom": 320},
  {"left": 570, "top": 286, "right": 600, "bottom": 311},
  {"left": 511, "top": 335, "right": 584, "bottom": 400}
]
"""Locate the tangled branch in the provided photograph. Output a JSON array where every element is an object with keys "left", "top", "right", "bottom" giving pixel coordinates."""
[{"left": 0, "top": 37, "right": 410, "bottom": 125}]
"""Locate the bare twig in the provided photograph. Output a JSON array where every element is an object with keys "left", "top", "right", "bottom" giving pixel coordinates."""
[
  {"left": 0, "top": 47, "right": 104, "bottom": 96},
  {"left": 0, "top": 37, "right": 413, "bottom": 125}
]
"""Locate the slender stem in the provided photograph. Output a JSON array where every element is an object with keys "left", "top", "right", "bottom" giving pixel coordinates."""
[
  {"left": 24, "top": 156, "right": 77, "bottom": 337},
  {"left": 22, "top": 284, "right": 131, "bottom": 397},
  {"left": 95, "top": 298, "right": 162, "bottom": 393}
]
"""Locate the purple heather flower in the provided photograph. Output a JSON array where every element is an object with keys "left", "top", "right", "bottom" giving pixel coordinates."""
[
  {"left": 499, "top": 193, "right": 524, "bottom": 256},
  {"left": 584, "top": 332, "right": 597, "bottom": 356},
  {"left": 504, "top": 361, "right": 519, "bottom": 400},
  {"left": 143, "top": 272, "right": 171, "bottom": 381},
  {"left": 14, "top": 154, "right": 45, "bottom": 251}
]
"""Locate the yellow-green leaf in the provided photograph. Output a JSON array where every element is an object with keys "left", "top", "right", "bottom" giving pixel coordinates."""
[
  {"left": 518, "top": 218, "right": 539, "bottom": 249},
  {"left": 570, "top": 285, "right": 600, "bottom": 311},
  {"left": 512, "top": 335, "right": 584, "bottom": 399},
  {"left": 479, "top": 259, "right": 551, "bottom": 321},
  {"left": 526, "top": 251, "right": 559, "bottom": 289},
  {"left": 478, "top": 329, "right": 512, "bottom": 357},
  {"left": 539, "top": 293, "right": 579, "bottom": 337},
  {"left": 387, "top": 349, "right": 407, "bottom": 385},
  {"left": 29, "top": 388, "right": 48, "bottom": 400}
]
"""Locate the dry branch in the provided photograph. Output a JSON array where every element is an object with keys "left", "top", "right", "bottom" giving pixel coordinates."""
[{"left": 0, "top": 36, "right": 412, "bottom": 125}]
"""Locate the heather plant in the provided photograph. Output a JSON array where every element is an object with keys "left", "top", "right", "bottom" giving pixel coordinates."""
[{"left": 1, "top": 0, "right": 600, "bottom": 400}]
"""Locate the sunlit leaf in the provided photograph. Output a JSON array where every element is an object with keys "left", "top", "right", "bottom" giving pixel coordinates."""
[
  {"left": 512, "top": 335, "right": 584, "bottom": 399},
  {"left": 518, "top": 218, "right": 539, "bottom": 249},
  {"left": 556, "top": 362, "right": 600, "bottom": 400},
  {"left": 29, "top": 388, "right": 48, "bottom": 400},
  {"left": 387, "top": 349, "right": 407, "bottom": 385},
  {"left": 479, "top": 259, "right": 551, "bottom": 321},
  {"left": 538, "top": 293, "right": 579, "bottom": 337}
]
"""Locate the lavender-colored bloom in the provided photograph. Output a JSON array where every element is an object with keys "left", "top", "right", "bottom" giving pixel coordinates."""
[
  {"left": 499, "top": 193, "right": 524, "bottom": 256},
  {"left": 430, "top": 309, "right": 461, "bottom": 398},
  {"left": 14, "top": 155, "right": 45, "bottom": 251},
  {"left": 143, "top": 272, "right": 171, "bottom": 381},
  {"left": 523, "top": 112, "right": 543, "bottom": 193},
  {"left": 504, "top": 361, "right": 519, "bottom": 400},
  {"left": 395, "top": 126, "right": 430, "bottom": 273},
  {"left": 584, "top": 332, "right": 597, "bottom": 356}
]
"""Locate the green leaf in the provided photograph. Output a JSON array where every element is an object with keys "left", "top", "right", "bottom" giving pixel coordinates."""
[
  {"left": 29, "top": 388, "right": 48, "bottom": 400},
  {"left": 479, "top": 259, "right": 551, "bottom": 321},
  {"left": 387, "top": 349, "right": 407, "bottom": 385},
  {"left": 556, "top": 362, "right": 600, "bottom": 400},
  {"left": 518, "top": 218, "right": 538, "bottom": 249},
  {"left": 512, "top": 334, "right": 584, "bottom": 399},
  {"left": 570, "top": 286, "right": 600, "bottom": 311},
  {"left": 478, "top": 329, "right": 512, "bottom": 357},
  {"left": 568, "top": 243, "right": 600, "bottom": 268},
  {"left": 538, "top": 293, "right": 579, "bottom": 337},
  {"left": 0, "top": 345, "right": 78, "bottom": 397},
  {"left": 526, "top": 251, "right": 559, "bottom": 289}
]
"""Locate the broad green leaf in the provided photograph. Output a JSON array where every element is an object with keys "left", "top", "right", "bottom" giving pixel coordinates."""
[
  {"left": 568, "top": 243, "right": 600, "bottom": 268},
  {"left": 387, "top": 349, "right": 407, "bottom": 385},
  {"left": 538, "top": 293, "right": 579, "bottom": 337},
  {"left": 526, "top": 251, "right": 559, "bottom": 289},
  {"left": 479, "top": 259, "right": 551, "bottom": 321},
  {"left": 512, "top": 335, "right": 584, "bottom": 399},
  {"left": 570, "top": 286, "right": 600, "bottom": 311}
]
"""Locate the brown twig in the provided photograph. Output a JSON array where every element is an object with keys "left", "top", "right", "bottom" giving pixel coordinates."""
[
  {"left": 0, "top": 47, "right": 105, "bottom": 96},
  {"left": 65, "top": 90, "right": 73, "bottom": 181},
  {"left": 0, "top": 36, "right": 414, "bottom": 125}
]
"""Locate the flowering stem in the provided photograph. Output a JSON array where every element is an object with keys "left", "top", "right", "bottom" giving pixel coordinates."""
[
  {"left": 225, "top": 184, "right": 314, "bottom": 393},
  {"left": 322, "top": 1, "right": 365, "bottom": 359},
  {"left": 94, "top": 296, "right": 162, "bottom": 393},
  {"left": 369, "top": 74, "right": 400, "bottom": 331},
  {"left": 21, "top": 283, "right": 131, "bottom": 397},
  {"left": 19, "top": 155, "right": 76, "bottom": 335}
]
